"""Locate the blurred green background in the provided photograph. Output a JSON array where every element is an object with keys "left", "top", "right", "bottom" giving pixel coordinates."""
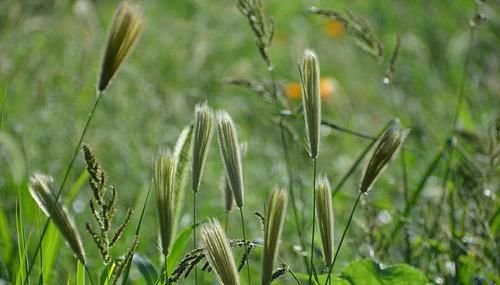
[{"left": 0, "top": 0, "right": 498, "bottom": 284}]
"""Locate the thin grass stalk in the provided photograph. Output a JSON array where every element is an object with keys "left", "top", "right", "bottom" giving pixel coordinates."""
[
  {"left": 324, "top": 192, "right": 362, "bottom": 285},
  {"left": 308, "top": 158, "right": 317, "bottom": 285},
  {"left": 239, "top": 208, "right": 251, "bottom": 285},
  {"left": 279, "top": 117, "right": 310, "bottom": 273},
  {"left": 120, "top": 184, "right": 152, "bottom": 285}
]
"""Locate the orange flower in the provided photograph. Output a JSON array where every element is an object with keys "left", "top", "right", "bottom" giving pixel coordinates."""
[
  {"left": 324, "top": 20, "right": 345, "bottom": 38},
  {"left": 285, "top": 77, "right": 337, "bottom": 102}
]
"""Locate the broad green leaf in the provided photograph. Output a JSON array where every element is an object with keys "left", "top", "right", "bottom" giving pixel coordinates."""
[
  {"left": 340, "top": 259, "right": 428, "bottom": 285},
  {"left": 133, "top": 254, "right": 158, "bottom": 285},
  {"left": 167, "top": 226, "right": 193, "bottom": 274},
  {"left": 294, "top": 259, "right": 428, "bottom": 285}
]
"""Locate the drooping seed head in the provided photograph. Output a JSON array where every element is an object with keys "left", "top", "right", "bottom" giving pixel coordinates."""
[
  {"left": 201, "top": 219, "right": 240, "bottom": 285},
  {"left": 192, "top": 102, "right": 214, "bottom": 194},
  {"left": 262, "top": 188, "right": 288, "bottom": 285},
  {"left": 153, "top": 150, "right": 176, "bottom": 255},
  {"left": 360, "top": 119, "right": 409, "bottom": 193},
  {"left": 98, "top": 1, "right": 143, "bottom": 92},
  {"left": 316, "top": 174, "right": 334, "bottom": 267},
  {"left": 299, "top": 49, "right": 321, "bottom": 159},
  {"left": 28, "top": 173, "right": 86, "bottom": 264},
  {"left": 216, "top": 111, "right": 244, "bottom": 208}
]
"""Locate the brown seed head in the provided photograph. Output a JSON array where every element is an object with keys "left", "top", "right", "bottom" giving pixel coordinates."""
[{"left": 98, "top": 2, "right": 143, "bottom": 92}]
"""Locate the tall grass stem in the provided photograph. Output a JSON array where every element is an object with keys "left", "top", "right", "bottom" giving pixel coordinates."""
[
  {"left": 239, "top": 208, "right": 251, "bottom": 285},
  {"left": 24, "top": 92, "right": 103, "bottom": 283},
  {"left": 308, "top": 158, "right": 317, "bottom": 285},
  {"left": 324, "top": 192, "right": 362, "bottom": 285}
]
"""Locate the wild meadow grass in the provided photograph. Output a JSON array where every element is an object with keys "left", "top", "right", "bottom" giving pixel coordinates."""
[{"left": 0, "top": 0, "right": 498, "bottom": 285}]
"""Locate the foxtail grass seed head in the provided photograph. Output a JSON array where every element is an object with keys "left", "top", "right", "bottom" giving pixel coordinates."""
[
  {"left": 299, "top": 49, "right": 321, "bottom": 159},
  {"left": 360, "top": 119, "right": 409, "bottom": 193},
  {"left": 201, "top": 219, "right": 241, "bottom": 285},
  {"left": 316, "top": 175, "right": 334, "bottom": 267},
  {"left": 28, "top": 173, "right": 86, "bottom": 264},
  {"left": 98, "top": 1, "right": 143, "bottom": 92},
  {"left": 262, "top": 189, "right": 288, "bottom": 285},
  {"left": 153, "top": 151, "right": 177, "bottom": 256},
  {"left": 192, "top": 102, "right": 214, "bottom": 193},
  {"left": 216, "top": 111, "right": 244, "bottom": 208}
]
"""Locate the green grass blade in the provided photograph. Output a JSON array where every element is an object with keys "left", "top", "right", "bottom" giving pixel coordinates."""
[
  {"left": 132, "top": 254, "right": 157, "bottom": 285},
  {"left": 167, "top": 226, "right": 193, "bottom": 274},
  {"left": 76, "top": 261, "right": 85, "bottom": 285}
]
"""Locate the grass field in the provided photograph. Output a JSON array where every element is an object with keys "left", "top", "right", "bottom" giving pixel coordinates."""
[{"left": 0, "top": 0, "right": 498, "bottom": 284}]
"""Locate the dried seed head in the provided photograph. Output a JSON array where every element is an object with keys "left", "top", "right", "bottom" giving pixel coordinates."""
[
  {"left": 360, "top": 119, "right": 409, "bottom": 193},
  {"left": 201, "top": 219, "right": 240, "bottom": 285},
  {"left": 192, "top": 102, "right": 214, "bottom": 193},
  {"left": 97, "top": 2, "right": 143, "bottom": 92},
  {"left": 262, "top": 188, "right": 288, "bottom": 285},
  {"left": 316, "top": 175, "right": 334, "bottom": 267},
  {"left": 299, "top": 49, "right": 321, "bottom": 159},
  {"left": 28, "top": 173, "right": 86, "bottom": 264},
  {"left": 216, "top": 111, "right": 244, "bottom": 208},
  {"left": 153, "top": 150, "right": 176, "bottom": 255}
]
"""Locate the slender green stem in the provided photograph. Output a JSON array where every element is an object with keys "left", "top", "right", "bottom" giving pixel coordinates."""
[
  {"left": 193, "top": 191, "right": 198, "bottom": 285},
  {"left": 321, "top": 120, "right": 376, "bottom": 140},
  {"left": 120, "top": 184, "right": 152, "bottom": 285},
  {"left": 24, "top": 91, "right": 103, "bottom": 284},
  {"left": 307, "top": 158, "right": 317, "bottom": 285},
  {"left": 84, "top": 265, "right": 95, "bottom": 285},
  {"left": 164, "top": 254, "right": 169, "bottom": 285},
  {"left": 451, "top": 3, "right": 477, "bottom": 128},
  {"left": 224, "top": 211, "right": 229, "bottom": 231},
  {"left": 279, "top": 117, "right": 310, "bottom": 274},
  {"left": 324, "top": 192, "right": 362, "bottom": 285},
  {"left": 239, "top": 207, "right": 252, "bottom": 285}
]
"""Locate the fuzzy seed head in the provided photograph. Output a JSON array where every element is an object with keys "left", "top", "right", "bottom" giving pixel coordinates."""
[
  {"left": 201, "top": 219, "right": 240, "bottom": 285},
  {"left": 216, "top": 111, "right": 244, "bottom": 208},
  {"left": 192, "top": 102, "right": 214, "bottom": 193},
  {"left": 29, "top": 173, "right": 86, "bottom": 264},
  {"left": 98, "top": 1, "right": 143, "bottom": 92},
  {"left": 360, "top": 119, "right": 409, "bottom": 193},
  {"left": 316, "top": 175, "right": 334, "bottom": 267},
  {"left": 262, "top": 188, "right": 288, "bottom": 285},
  {"left": 153, "top": 151, "right": 176, "bottom": 255},
  {"left": 299, "top": 49, "right": 321, "bottom": 159}
]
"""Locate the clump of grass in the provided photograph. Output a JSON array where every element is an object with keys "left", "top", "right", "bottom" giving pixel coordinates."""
[
  {"left": 201, "top": 219, "right": 241, "bottom": 285},
  {"left": 153, "top": 150, "right": 176, "bottom": 259},
  {"left": 82, "top": 145, "right": 138, "bottom": 283},
  {"left": 262, "top": 188, "right": 288, "bottom": 285},
  {"left": 316, "top": 175, "right": 334, "bottom": 268},
  {"left": 28, "top": 173, "right": 86, "bottom": 264},
  {"left": 98, "top": 1, "right": 143, "bottom": 92}
]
